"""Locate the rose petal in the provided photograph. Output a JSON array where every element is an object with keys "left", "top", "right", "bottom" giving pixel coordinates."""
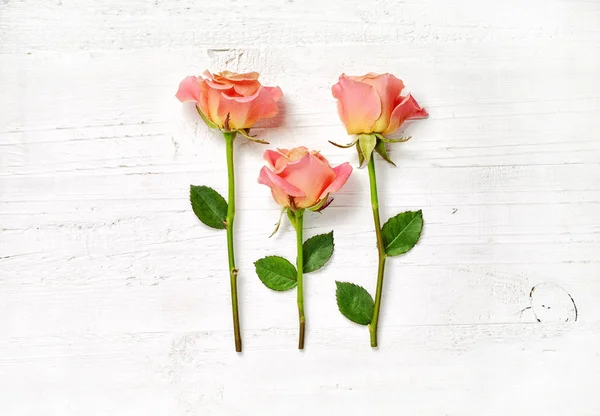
[
  {"left": 264, "top": 149, "right": 291, "bottom": 173},
  {"left": 258, "top": 166, "right": 305, "bottom": 208},
  {"left": 199, "top": 80, "right": 227, "bottom": 128},
  {"left": 332, "top": 74, "right": 382, "bottom": 135},
  {"left": 319, "top": 162, "right": 352, "bottom": 199},
  {"left": 287, "top": 146, "right": 309, "bottom": 162},
  {"left": 215, "top": 71, "right": 260, "bottom": 82},
  {"left": 220, "top": 86, "right": 280, "bottom": 129},
  {"left": 383, "top": 94, "right": 428, "bottom": 135},
  {"left": 175, "top": 76, "right": 202, "bottom": 102},
  {"left": 265, "top": 86, "right": 283, "bottom": 102},
  {"left": 361, "top": 74, "right": 405, "bottom": 133},
  {"left": 280, "top": 153, "right": 336, "bottom": 208}
]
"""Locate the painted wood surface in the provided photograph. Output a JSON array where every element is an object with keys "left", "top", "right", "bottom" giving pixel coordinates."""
[{"left": 1, "top": 0, "right": 600, "bottom": 414}]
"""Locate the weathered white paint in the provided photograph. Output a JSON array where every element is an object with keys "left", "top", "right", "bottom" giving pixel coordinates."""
[{"left": 1, "top": 0, "right": 600, "bottom": 414}]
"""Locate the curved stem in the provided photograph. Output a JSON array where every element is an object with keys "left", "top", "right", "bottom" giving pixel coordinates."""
[
  {"left": 292, "top": 209, "right": 306, "bottom": 350},
  {"left": 367, "top": 156, "right": 387, "bottom": 348},
  {"left": 224, "top": 131, "right": 242, "bottom": 352}
]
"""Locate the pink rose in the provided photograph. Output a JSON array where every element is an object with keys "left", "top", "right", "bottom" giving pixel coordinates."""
[
  {"left": 332, "top": 73, "right": 428, "bottom": 135},
  {"left": 258, "top": 147, "right": 353, "bottom": 209},
  {"left": 176, "top": 70, "right": 283, "bottom": 130}
]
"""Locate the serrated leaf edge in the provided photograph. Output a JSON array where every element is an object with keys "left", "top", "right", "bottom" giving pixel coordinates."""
[
  {"left": 302, "top": 231, "right": 335, "bottom": 273},
  {"left": 254, "top": 255, "right": 298, "bottom": 292},
  {"left": 335, "top": 281, "right": 374, "bottom": 325},
  {"left": 189, "top": 185, "right": 228, "bottom": 230},
  {"left": 382, "top": 209, "right": 423, "bottom": 256}
]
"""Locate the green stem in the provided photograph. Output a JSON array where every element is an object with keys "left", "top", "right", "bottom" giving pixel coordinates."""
[
  {"left": 224, "top": 131, "right": 242, "bottom": 352},
  {"left": 292, "top": 209, "right": 306, "bottom": 350},
  {"left": 367, "top": 156, "right": 387, "bottom": 348}
]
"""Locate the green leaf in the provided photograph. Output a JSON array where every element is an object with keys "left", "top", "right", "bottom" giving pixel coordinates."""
[
  {"left": 335, "top": 281, "right": 374, "bottom": 325},
  {"left": 374, "top": 139, "right": 396, "bottom": 166},
  {"left": 357, "top": 133, "right": 377, "bottom": 167},
  {"left": 381, "top": 210, "right": 423, "bottom": 257},
  {"left": 303, "top": 231, "right": 334, "bottom": 273},
  {"left": 196, "top": 106, "right": 218, "bottom": 129},
  {"left": 254, "top": 256, "right": 298, "bottom": 291},
  {"left": 190, "top": 185, "right": 228, "bottom": 230}
]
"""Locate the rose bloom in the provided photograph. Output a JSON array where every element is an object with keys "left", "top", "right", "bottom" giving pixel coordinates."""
[
  {"left": 258, "top": 147, "right": 352, "bottom": 209},
  {"left": 332, "top": 73, "right": 428, "bottom": 135},
  {"left": 176, "top": 70, "right": 282, "bottom": 130}
]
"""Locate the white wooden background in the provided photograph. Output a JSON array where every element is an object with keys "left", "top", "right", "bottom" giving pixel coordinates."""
[{"left": 2, "top": 0, "right": 600, "bottom": 414}]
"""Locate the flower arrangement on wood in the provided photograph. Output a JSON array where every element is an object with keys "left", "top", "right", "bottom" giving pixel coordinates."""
[
  {"left": 176, "top": 70, "right": 282, "bottom": 352},
  {"left": 255, "top": 147, "right": 352, "bottom": 349},
  {"left": 331, "top": 73, "right": 428, "bottom": 348}
]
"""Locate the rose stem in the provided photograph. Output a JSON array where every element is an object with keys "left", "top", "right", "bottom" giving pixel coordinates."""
[
  {"left": 224, "top": 131, "right": 242, "bottom": 352},
  {"left": 292, "top": 209, "right": 306, "bottom": 350},
  {"left": 367, "top": 156, "right": 387, "bottom": 348}
]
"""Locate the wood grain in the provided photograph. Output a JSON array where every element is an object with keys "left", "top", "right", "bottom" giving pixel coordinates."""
[{"left": 1, "top": 0, "right": 600, "bottom": 414}]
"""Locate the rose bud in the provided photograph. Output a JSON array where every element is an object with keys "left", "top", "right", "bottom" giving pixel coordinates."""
[
  {"left": 332, "top": 73, "right": 427, "bottom": 135},
  {"left": 258, "top": 147, "right": 352, "bottom": 210},
  {"left": 331, "top": 73, "right": 428, "bottom": 166}
]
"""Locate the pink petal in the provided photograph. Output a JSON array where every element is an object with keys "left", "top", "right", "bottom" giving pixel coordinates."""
[
  {"left": 280, "top": 153, "right": 336, "bottom": 208},
  {"left": 332, "top": 74, "right": 382, "bottom": 134},
  {"left": 383, "top": 94, "right": 428, "bottom": 135},
  {"left": 175, "top": 76, "right": 202, "bottom": 102},
  {"left": 265, "top": 86, "right": 283, "bottom": 102},
  {"left": 263, "top": 149, "right": 291, "bottom": 173},
  {"left": 258, "top": 167, "right": 292, "bottom": 207},
  {"left": 259, "top": 166, "right": 305, "bottom": 196},
  {"left": 319, "top": 162, "right": 352, "bottom": 199}
]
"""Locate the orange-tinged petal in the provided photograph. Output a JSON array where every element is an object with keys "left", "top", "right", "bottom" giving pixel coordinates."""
[
  {"left": 220, "top": 86, "right": 280, "bottom": 130},
  {"left": 175, "top": 76, "right": 202, "bottom": 102},
  {"left": 361, "top": 74, "right": 405, "bottom": 133},
  {"left": 383, "top": 94, "right": 428, "bottom": 135},
  {"left": 215, "top": 71, "right": 260, "bottom": 82},
  {"left": 265, "top": 86, "right": 283, "bottom": 102},
  {"left": 258, "top": 166, "right": 305, "bottom": 208},
  {"left": 319, "top": 162, "right": 352, "bottom": 200},
  {"left": 332, "top": 74, "right": 382, "bottom": 135},
  {"left": 199, "top": 80, "right": 227, "bottom": 128},
  {"left": 287, "top": 146, "right": 309, "bottom": 162}
]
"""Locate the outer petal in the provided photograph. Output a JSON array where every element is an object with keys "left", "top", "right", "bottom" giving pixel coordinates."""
[
  {"left": 332, "top": 75, "right": 382, "bottom": 135},
  {"left": 383, "top": 94, "right": 428, "bottom": 135},
  {"left": 220, "top": 86, "right": 280, "bottom": 129},
  {"left": 258, "top": 166, "right": 305, "bottom": 208},
  {"left": 199, "top": 81, "right": 228, "bottom": 128},
  {"left": 175, "top": 76, "right": 202, "bottom": 102},
  {"left": 280, "top": 153, "right": 336, "bottom": 208},
  {"left": 319, "top": 162, "right": 352, "bottom": 199},
  {"left": 265, "top": 86, "right": 283, "bottom": 102},
  {"left": 361, "top": 74, "right": 405, "bottom": 133}
]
